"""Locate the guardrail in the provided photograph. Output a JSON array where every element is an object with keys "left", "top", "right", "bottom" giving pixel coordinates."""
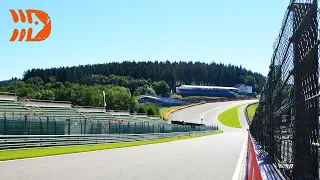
[
  {"left": 0, "top": 113, "right": 218, "bottom": 136},
  {"left": 0, "top": 130, "right": 218, "bottom": 150}
]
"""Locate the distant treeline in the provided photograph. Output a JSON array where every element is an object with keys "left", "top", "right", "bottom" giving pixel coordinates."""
[
  {"left": 23, "top": 61, "right": 266, "bottom": 93},
  {"left": 0, "top": 80, "right": 13, "bottom": 87},
  {"left": 0, "top": 75, "right": 173, "bottom": 112}
]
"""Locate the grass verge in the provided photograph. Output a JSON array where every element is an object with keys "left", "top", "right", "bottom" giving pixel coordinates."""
[
  {"left": 247, "top": 103, "right": 258, "bottom": 120},
  {"left": 218, "top": 104, "right": 245, "bottom": 128},
  {"left": 159, "top": 105, "right": 185, "bottom": 119},
  {"left": 0, "top": 130, "right": 223, "bottom": 161}
]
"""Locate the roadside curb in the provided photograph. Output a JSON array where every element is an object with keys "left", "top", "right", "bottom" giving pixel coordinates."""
[
  {"left": 164, "top": 99, "right": 258, "bottom": 121},
  {"left": 163, "top": 102, "right": 205, "bottom": 121}
]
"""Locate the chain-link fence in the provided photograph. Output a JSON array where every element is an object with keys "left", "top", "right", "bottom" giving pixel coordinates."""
[
  {"left": 0, "top": 113, "right": 218, "bottom": 136},
  {"left": 250, "top": 0, "right": 320, "bottom": 179}
]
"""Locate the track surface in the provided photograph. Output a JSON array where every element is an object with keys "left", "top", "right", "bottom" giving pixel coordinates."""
[{"left": 0, "top": 100, "right": 256, "bottom": 180}]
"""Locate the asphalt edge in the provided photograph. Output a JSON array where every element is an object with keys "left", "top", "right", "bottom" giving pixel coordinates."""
[
  {"left": 164, "top": 102, "right": 204, "bottom": 121},
  {"left": 232, "top": 131, "right": 248, "bottom": 180},
  {"left": 232, "top": 103, "right": 251, "bottom": 180}
]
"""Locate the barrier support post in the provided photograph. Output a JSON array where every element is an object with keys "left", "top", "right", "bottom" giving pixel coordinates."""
[{"left": 3, "top": 115, "right": 6, "bottom": 135}]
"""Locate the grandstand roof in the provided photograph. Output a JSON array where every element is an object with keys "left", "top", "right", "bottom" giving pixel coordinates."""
[
  {"left": 137, "top": 95, "right": 187, "bottom": 104},
  {"left": 177, "top": 85, "right": 237, "bottom": 90}
]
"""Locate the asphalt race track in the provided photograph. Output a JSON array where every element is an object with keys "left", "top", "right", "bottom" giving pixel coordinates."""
[{"left": 0, "top": 100, "right": 257, "bottom": 180}]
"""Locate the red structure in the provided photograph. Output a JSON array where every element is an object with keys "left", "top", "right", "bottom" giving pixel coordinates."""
[{"left": 247, "top": 132, "right": 262, "bottom": 180}]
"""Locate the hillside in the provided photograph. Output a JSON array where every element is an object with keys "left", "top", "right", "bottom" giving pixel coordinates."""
[{"left": 23, "top": 61, "right": 265, "bottom": 93}]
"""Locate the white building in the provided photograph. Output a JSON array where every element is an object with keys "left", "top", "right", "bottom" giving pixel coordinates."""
[{"left": 234, "top": 84, "right": 253, "bottom": 94}]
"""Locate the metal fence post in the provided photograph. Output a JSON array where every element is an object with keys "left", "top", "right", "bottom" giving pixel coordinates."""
[
  {"left": 142, "top": 122, "right": 144, "bottom": 134},
  {"left": 115, "top": 121, "right": 118, "bottom": 134},
  {"left": 67, "top": 119, "right": 71, "bottom": 135},
  {"left": 3, "top": 115, "right": 6, "bottom": 135},
  {"left": 40, "top": 118, "right": 42, "bottom": 135},
  {"left": 162, "top": 124, "right": 165, "bottom": 133},
  {"left": 128, "top": 122, "right": 130, "bottom": 134},
  {"left": 84, "top": 119, "right": 87, "bottom": 134},
  {"left": 24, "top": 115, "right": 27, "bottom": 135},
  {"left": 90, "top": 121, "right": 93, "bottom": 134},
  {"left": 80, "top": 120, "right": 83, "bottom": 134},
  {"left": 108, "top": 120, "right": 111, "bottom": 134},
  {"left": 54, "top": 119, "right": 57, "bottom": 135},
  {"left": 46, "top": 116, "right": 49, "bottom": 134}
]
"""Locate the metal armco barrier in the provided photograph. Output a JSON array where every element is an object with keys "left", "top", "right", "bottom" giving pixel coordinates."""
[
  {"left": 247, "top": 132, "right": 263, "bottom": 180},
  {"left": 0, "top": 130, "right": 217, "bottom": 150}
]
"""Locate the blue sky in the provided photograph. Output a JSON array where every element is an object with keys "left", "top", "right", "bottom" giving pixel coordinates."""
[{"left": 0, "top": 0, "right": 289, "bottom": 80}]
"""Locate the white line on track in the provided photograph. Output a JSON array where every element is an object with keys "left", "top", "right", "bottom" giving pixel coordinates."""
[{"left": 232, "top": 132, "right": 248, "bottom": 180}]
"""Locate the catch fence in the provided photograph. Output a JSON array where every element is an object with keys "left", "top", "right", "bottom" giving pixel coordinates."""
[{"left": 250, "top": 0, "right": 320, "bottom": 179}]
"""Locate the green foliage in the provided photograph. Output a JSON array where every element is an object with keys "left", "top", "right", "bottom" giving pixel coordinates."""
[
  {"left": 138, "top": 103, "right": 159, "bottom": 115},
  {"left": 170, "top": 94, "right": 182, "bottom": 100},
  {"left": 152, "top": 80, "right": 170, "bottom": 97},
  {"left": 244, "top": 75, "right": 257, "bottom": 89},
  {"left": 0, "top": 79, "right": 13, "bottom": 87},
  {"left": 2, "top": 80, "right": 138, "bottom": 111},
  {"left": 104, "top": 86, "right": 135, "bottom": 110},
  {"left": 137, "top": 106, "right": 147, "bottom": 114},
  {"left": 23, "top": 61, "right": 266, "bottom": 93},
  {"left": 25, "top": 77, "right": 44, "bottom": 91},
  {"left": 133, "top": 85, "right": 156, "bottom": 96},
  {"left": 39, "top": 90, "right": 55, "bottom": 100}
]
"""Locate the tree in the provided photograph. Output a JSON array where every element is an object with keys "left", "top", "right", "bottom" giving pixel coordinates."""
[
  {"left": 137, "top": 106, "right": 147, "bottom": 114},
  {"left": 39, "top": 90, "right": 55, "bottom": 100},
  {"left": 153, "top": 81, "right": 170, "bottom": 97},
  {"left": 244, "top": 75, "right": 257, "bottom": 91},
  {"left": 133, "top": 85, "right": 156, "bottom": 96},
  {"left": 22, "top": 61, "right": 266, "bottom": 93},
  {"left": 138, "top": 103, "right": 159, "bottom": 115},
  {"left": 26, "top": 77, "right": 44, "bottom": 91},
  {"left": 129, "top": 98, "right": 139, "bottom": 113}
]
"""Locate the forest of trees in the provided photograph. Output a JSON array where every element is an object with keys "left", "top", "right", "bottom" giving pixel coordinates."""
[
  {"left": 23, "top": 61, "right": 265, "bottom": 93},
  {"left": 0, "top": 76, "right": 171, "bottom": 113},
  {"left": 0, "top": 61, "right": 265, "bottom": 111}
]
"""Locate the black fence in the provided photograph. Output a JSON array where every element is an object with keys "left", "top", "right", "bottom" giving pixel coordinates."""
[{"left": 250, "top": 0, "right": 320, "bottom": 179}]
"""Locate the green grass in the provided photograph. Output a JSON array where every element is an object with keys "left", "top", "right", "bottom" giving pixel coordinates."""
[
  {"left": 159, "top": 105, "right": 185, "bottom": 119},
  {"left": 0, "top": 130, "right": 223, "bottom": 161},
  {"left": 218, "top": 104, "right": 245, "bottom": 128},
  {"left": 247, "top": 103, "right": 258, "bottom": 120}
]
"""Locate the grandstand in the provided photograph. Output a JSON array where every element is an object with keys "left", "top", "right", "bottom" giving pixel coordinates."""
[
  {"left": 0, "top": 93, "right": 168, "bottom": 135},
  {"left": 137, "top": 95, "right": 188, "bottom": 107},
  {"left": 176, "top": 85, "right": 237, "bottom": 97}
]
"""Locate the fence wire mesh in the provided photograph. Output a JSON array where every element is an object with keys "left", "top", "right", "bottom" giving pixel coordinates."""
[{"left": 250, "top": 0, "right": 320, "bottom": 179}]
